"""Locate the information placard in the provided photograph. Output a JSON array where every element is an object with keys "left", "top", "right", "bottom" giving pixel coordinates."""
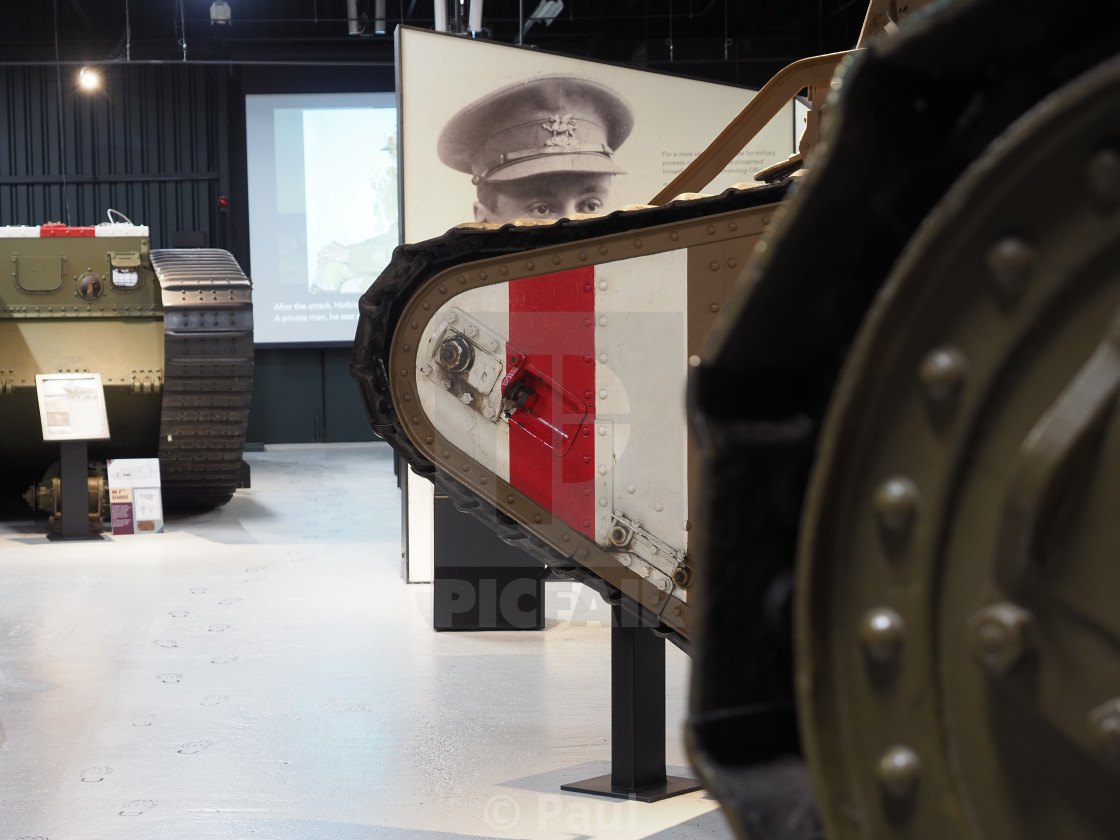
[
  {"left": 35, "top": 373, "right": 111, "bottom": 441},
  {"left": 107, "top": 458, "right": 164, "bottom": 535}
]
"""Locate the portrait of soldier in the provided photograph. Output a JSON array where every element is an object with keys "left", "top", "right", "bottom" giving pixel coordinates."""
[{"left": 437, "top": 75, "right": 634, "bottom": 224}]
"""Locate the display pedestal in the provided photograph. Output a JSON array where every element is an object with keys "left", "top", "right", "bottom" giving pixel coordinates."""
[
  {"left": 50, "top": 439, "right": 101, "bottom": 541},
  {"left": 562, "top": 602, "right": 701, "bottom": 802},
  {"left": 432, "top": 492, "right": 546, "bottom": 631}
]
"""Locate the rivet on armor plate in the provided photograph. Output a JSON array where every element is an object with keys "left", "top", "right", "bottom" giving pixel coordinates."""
[
  {"left": 506, "top": 495, "right": 515, "bottom": 504},
  {"left": 599, "top": 245, "right": 608, "bottom": 255},
  {"left": 710, "top": 303, "right": 720, "bottom": 313},
  {"left": 480, "top": 476, "right": 488, "bottom": 485},
  {"left": 710, "top": 261, "right": 720, "bottom": 272},
  {"left": 442, "top": 450, "right": 450, "bottom": 458},
  {"left": 707, "top": 225, "right": 716, "bottom": 235},
  {"left": 461, "top": 464, "right": 470, "bottom": 472},
  {"left": 583, "top": 282, "right": 592, "bottom": 293},
  {"left": 689, "top": 355, "right": 701, "bottom": 367},
  {"left": 654, "top": 502, "right": 664, "bottom": 512},
  {"left": 859, "top": 607, "right": 905, "bottom": 666},
  {"left": 410, "top": 320, "right": 419, "bottom": 329},
  {"left": 422, "top": 302, "right": 431, "bottom": 311},
  {"left": 578, "top": 251, "right": 587, "bottom": 261},
  {"left": 425, "top": 436, "right": 434, "bottom": 444},
  {"left": 402, "top": 343, "right": 411, "bottom": 352},
  {"left": 500, "top": 266, "right": 509, "bottom": 275},
  {"left": 986, "top": 236, "right": 1036, "bottom": 308},
  {"left": 526, "top": 261, "right": 535, "bottom": 271},
  {"left": 762, "top": 214, "right": 771, "bottom": 224},
  {"left": 1088, "top": 699, "right": 1120, "bottom": 769},
  {"left": 968, "top": 602, "right": 1036, "bottom": 675},
  {"left": 438, "top": 284, "right": 447, "bottom": 294},
  {"left": 876, "top": 746, "right": 922, "bottom": 801},
  {"left": 402, "top": 393, "right": 411, "bottom": 402},
  {"left": 575, "top": 547, "right": 586, "bottom": 559},
  {"left": 671, "top": 231, "right": 679, "bottom": 241},
  {"left": 919, "top": 346, "right": 967, "bottom": 424},
  {"left": 634, "top": 239, "right": 642, "bottom": 249},
  {"left": 598, "top": 353, "right": 608, "bottom": 363},
  {"left": 626, "top": 484, "right": 636, "bottom": 494},
  {"left": 598, "top": 279, "right": 607, "bottom": 290},
  {"left": 583, "top": 317, "right": 592, "bottom": 327},
  {"left": 598, "top": 389, "right": 608, "bottom": 399},
  {"left": 598, "top": 426, "right": 608, "bottom": 436},
  {"left": 553, "top": 255, "right": 562, "bottom": 265},
  {"left": 458, "top": 274, "right": 467, "bottom": 284},
  {"left": 598, "top": 465, "right": 608, "bottom": 476},
  {"left": 598, "top": 497, "right": 609, "bottom": 507},
  {"left": 533, "top": 514, "right": 542, "bottom": 523},
  {"left": 479, "top": 270, "right": 488, "bottom": 280},
  {"left": 1087, "top": 147, "right": 1120, "bottom": 209},
  {"left": 728, "top": 221, "right": 738, "bottom": 232},
  {"left": 682, "top": 519, "right": 691, "bottom": 531},
  {"left": 598, "top": 315, "right": 608, "bottom": 327},
  {"left": 400, "top": 369, "right": 408, "bottom": 377},
  {"left": 873, "top": 477, "right": 919, "bottom": 558},
  {"left": 562, "top": 533, "right": 571, "bottom": 542},
  {"left": 727, "top": 258, "right": 737, "bottom": 268}
]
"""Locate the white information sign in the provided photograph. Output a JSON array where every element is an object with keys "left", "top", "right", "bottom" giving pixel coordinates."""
[
  {"left": 35, "top": 373, "right": 111, "bottom": 441},
  {"left": 107, "top": 458, "right": 165, "bottom": 535}
]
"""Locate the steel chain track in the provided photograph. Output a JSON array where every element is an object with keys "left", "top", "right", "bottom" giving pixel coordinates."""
[{"left": 151, "top": 249, "right": 253, "bottom": 510}]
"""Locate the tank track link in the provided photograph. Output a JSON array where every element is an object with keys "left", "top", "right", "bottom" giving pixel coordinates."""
[
  {"left": 151, "top": 249, "right": 254, "bottom": 511},
  {"left": 352, "top": 180, "right": 790, "bottom": 651}
]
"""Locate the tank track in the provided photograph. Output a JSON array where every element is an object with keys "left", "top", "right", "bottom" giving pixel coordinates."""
[
  {"left": 352, "top": 180, "right": 790, "bottom": 649},
  {"left": 151, "top": 249, "right": 254, "bottom": 511}
]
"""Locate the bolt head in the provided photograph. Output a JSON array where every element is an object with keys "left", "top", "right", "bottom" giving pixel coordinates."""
[
  {"left": 876, "top": 745, "right": 922, "bottom": 800},
  {"left": 859, "top": 607, "right": 905, "bottom": 665},
  {"left": 968, "top": 602, "right": 1035, "bottom": 675},
  {"left": 1089, "top": 699, "right": 1120, "bottom": 769}
]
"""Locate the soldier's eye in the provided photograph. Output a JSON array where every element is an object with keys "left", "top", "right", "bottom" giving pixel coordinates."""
[
  {"left": 578, "top": 198, "right": 603, "bottom": 214},
  {"left": 527, "top": 203, "right": 554, "bottom": 216}
]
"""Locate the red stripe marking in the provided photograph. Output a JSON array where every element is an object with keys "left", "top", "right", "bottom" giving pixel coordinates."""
[
  {"left": 40, "top": 224, "right": 95, "bottom": 237},
  {"left": 508, "top": 267, "right": 596, "bottom": 539}
]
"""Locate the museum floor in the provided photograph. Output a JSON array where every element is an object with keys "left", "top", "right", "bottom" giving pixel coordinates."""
[{"left": 0, "top": 442, "right": 727, "bottom": 840}]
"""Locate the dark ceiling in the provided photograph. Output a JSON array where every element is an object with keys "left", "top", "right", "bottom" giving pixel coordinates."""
[{"left": 0, "top": 1, "right": 869, "bottom": 88}]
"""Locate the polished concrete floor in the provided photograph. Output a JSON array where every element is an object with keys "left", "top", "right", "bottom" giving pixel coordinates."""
[{"left": 0, "top": 443, "right": 728, "bottom": 839}]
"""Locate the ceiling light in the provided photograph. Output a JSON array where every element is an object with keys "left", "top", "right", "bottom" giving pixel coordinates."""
[
  {"left": 210, "top": 1, "right": 231, "bottom": 24},
  {"left": 77, "top": 66, "right": 101, "bottom": 91}
]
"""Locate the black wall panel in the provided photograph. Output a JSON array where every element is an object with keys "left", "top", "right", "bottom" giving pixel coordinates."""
[{"left": 0, "top": 64, "right": 229, "bottom": 248}]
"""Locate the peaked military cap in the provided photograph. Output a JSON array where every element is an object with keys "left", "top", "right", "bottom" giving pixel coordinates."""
[{"left": 437, "top": 75, "right": 633, "bottom": 184}]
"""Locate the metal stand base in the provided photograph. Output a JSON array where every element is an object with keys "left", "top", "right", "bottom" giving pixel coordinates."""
[
  {"left": 561, "top": 773, "right": 702, "bottom": 803},
  {"left": 562, "top": 602, "right": 701, "bottom": 802},
  {"left": 49, "top": 439, "right": 101, "bottom": 541}
]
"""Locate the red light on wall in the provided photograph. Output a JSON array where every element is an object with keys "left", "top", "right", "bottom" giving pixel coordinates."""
[{"left": 218, "top": 195, "right": 230, "bottom": 209}]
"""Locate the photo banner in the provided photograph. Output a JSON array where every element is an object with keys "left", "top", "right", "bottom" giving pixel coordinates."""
[{"left": 398, "top": 26, "right": 800, "bottom": 244}]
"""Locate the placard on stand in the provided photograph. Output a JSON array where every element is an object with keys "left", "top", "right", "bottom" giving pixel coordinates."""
[{"left": 35, "top": 373, "right": 110, "bottom": 540}]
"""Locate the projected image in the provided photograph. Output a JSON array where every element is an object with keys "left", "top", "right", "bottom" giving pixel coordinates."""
[
  {"left": 305, "top": 108, "right": 398, "bottom": 294},
  {"left": 246, "top": 92, "right": 398, "bottom": 345}
]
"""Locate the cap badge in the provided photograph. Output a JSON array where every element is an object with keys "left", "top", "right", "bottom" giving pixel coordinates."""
[{"left": 541, "top": 113, "right": 578, "bottom": 147}]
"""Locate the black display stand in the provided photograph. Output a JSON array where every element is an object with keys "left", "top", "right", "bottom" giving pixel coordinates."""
[
  {"left": 562, "top": 602, "right": 702, "bottom": 802},
  {"left": 50, "top": 439, "right": 101, "bottom": 541},
  {"left": 431, "top": 492, "right": 546, "bottom": 631}
]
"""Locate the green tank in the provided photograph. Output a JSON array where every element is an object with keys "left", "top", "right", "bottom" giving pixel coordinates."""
[{"left": 0, "top": 220, "right": 253, "bottom": 527}]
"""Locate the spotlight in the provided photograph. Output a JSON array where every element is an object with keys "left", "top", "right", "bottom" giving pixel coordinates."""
[
  {"left": 77, "top": 66, "right": 101, "bottom": 91},
  {"left": 210, "top": 1, "right": 231, "bottom": 24}
]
